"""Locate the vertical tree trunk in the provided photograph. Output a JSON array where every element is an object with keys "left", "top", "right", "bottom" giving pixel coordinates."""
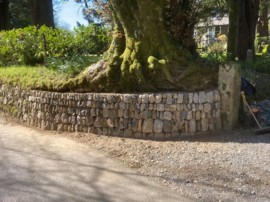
[
  {"left": 258, "top": 0, "right": 269, "bottom": 38},
  {"left": 81, "top": 0, "right": 217, "bottom": 92},
  {"left": 0, "top": 0, "right": 9, "bottom": 30},
  {"left": 227, "top": 0, "right": 260, "bottom": 61},
  {"left": 108, "top": 0, "right": 191, "bottom": 91},
  {"left": 30, "top": 0, "right": 55, "bottom": 28}
]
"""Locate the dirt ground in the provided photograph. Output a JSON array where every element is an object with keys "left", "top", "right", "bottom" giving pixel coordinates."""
[
  {"left": 55, "top": 128, "right": 269, "bottom": 202},
  {"left": 1, "top": 98, "right": 270, "bottom": 202}
]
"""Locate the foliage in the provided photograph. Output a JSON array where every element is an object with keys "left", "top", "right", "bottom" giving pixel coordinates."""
[
  {"left": 47, "top": 54, "right": 101, "bottom": 75},
  {"left": 199, "top": 41, "right": 228, "bottom": 66},
  {"left": 243, "top": 55, "right": 270, "bottom": 74},
  {"left": 0, "top": 24, "right": 110, "bottom": 67},
  {"left": 255, "top": 36, "right": 270, "bottom": 54}
]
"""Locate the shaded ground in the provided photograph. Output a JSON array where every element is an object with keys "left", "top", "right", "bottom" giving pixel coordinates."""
[
  {"left": 4, "top": 109, "right": 269, "bottom": 202},
  {"left": 0, "top": 115, "right": 191, "bottom": 202}
]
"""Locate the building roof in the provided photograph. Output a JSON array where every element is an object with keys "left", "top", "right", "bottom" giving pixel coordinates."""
[{"left": 197, "top": 16, "right": 229, "bottom": 27}]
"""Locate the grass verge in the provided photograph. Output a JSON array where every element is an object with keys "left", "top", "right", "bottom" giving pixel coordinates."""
[{"left": 0, "top": 66, "right": 71, "bottom": 90}]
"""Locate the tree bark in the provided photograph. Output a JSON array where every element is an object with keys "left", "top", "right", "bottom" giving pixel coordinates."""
[
  {"left": 30, "top": 0, "right": 55, "bottom": 28},
  {"left": 258, "top": 0, "right": 269, "bottom": 38},
  {"left": 227, "top": 0, "right": 260, "bottom": 61},
  {"left": 77, "top": 0, "right": 217, "bottom": 93},
  {"left": 0, "top": 0, "right": 9, "bottom": 30}
]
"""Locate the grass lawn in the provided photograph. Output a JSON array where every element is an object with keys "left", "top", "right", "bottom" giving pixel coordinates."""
[{"left": 0, "top": 66, "right": 71, "bottom": 90}]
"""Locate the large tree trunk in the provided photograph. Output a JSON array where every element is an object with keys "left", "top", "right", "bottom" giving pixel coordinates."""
[
  {"left": 258, "top": 0, "right": 269, "bottom": 38},
  {"left": 227, "top": 0, "right": 260, "bottom": 61},
  {"left": 78, "top": 0, "right": 216, "bottom": 92},
  {"left": 0, "top": 0, "right": 9, "bottom": 30},
  {"left": 30, "top": 0, "right": 55, "bottom": 28}
]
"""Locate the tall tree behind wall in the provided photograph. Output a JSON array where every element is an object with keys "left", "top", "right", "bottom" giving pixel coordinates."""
[
  {"left": 258, "top": 0, "right": 269, "bottom": 37},
  {"left": 227, "top": 0, "right": 260, "bottom": 61},
  {"left": 9, "top": 0, "right": 30, "bottom": 28},
  {"left": 30, "top": 0, "right": 55, "bottom": 27},
  {"left": 0, "top": 0, "right": 9, "bottom": 30}
]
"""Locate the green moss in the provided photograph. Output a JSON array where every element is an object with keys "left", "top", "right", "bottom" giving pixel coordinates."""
[{"left": 0, "top": 104, "right": 18, "bottom": 117}]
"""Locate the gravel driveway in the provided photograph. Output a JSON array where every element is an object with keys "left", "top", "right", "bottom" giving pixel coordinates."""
[
  {"left": 64, "top": 129, "right": 270, "bottom": 202},
  {"left": 1, "top": 113, "right": 270, "bottom": 201}
]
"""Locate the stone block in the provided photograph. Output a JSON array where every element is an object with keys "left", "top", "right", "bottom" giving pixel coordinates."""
[
  {"left": 142, "top": 95, "right": 149, "bottom": 103},
  {"left": 149, "top": 94, "right": 155, "bottom": 103},
  {"left": 201, "top": 118, "right": 209, "bottom": 131},
  {"left": 207, "top": 91, "right": 214, "bottom": 103},
  {"left": 177, "top": 93, "right": 183, "bottom": 103},
  {"left": 157, "top": 104, "right": 165, "bottom": 111},
  {"left": 103, "top": 108, "right": 109, "bottom": 117},
  {"left": 186, "top": 111, "right": 193, "bottom": 120},
  {"left": 199, "top": 92, "right": 207, "bottom": 104},
  {"left": 142, "top": 119, "right": 153, "bottom": 133},
  {"left": 203, "top": 103, "right": 211, "bottom": 113},
  {"left": 163, "top": 120, "right": 172, "bottom": 133},
  {"left": 131, "top": 119, "right": 138, "bottom": 132},
  {"left": 189, "top": 119, "right": 196, "bottom": 133},
  {"left": 193, "top": 93, "right": 199, "bottom": 103},
  {"left": 195, "top": 111, "right": 201, "bottom": 121},
  {"left": 215, "top": 102, "right": 221, "bottom": 109},
  {"left": 189, "top": 93, "right": 193, "bottom": 104},
  {"left": 164, "top": 112, "right": 172, "bottom": 121},
  {"left": 123, "top": 95, "right": 132, "bottom": 103},
  {"left": 108, "top": 109, "right": 118, "bottom": 118},
  {"left": 61, "top": 113, "right": 69, "bottom": 123},
  {"left": 154, "top": 119, "right": 163, "bottom": 133},
  {"left": 180, "top": 111, "right": 187, "bottom": 120},
  {"left": 166, "top": 94, "right": 173, "bottom": 104},
  {"left": 107, "top": 118, "right": 114, "bottom": 128},
  {"left": 155, "top": 94, "right": 162, "bottom": 103}
]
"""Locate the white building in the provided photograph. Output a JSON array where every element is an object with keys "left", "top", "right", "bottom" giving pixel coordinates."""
[{"left": 195, "top": 16, "right": 229, "bottom": 48}]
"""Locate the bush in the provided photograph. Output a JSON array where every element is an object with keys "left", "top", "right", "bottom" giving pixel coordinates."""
[
  {"left": 0, "top": 24, "right": 110, "bottom": 66},
  {"left": 46, "top": 54, "right": 101, "bottom": 76}
]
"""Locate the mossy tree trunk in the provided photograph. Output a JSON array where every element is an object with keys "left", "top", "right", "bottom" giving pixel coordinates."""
[{"left": 80, "top": 0, "right": 217, "bottom": 92}]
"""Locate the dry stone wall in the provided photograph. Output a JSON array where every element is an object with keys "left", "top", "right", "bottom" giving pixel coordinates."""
[{"left": 0, "top": 84, "right": 221, "bottom": 139}]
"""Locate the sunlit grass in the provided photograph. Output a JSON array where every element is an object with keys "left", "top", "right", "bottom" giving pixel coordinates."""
[{"left": 0, "top": 66, "right": 71, "bottom": 90}]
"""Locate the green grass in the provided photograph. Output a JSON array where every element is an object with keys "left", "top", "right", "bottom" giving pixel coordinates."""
[{"left": 0, "top": 66, "right": 71, "bottom": 90}]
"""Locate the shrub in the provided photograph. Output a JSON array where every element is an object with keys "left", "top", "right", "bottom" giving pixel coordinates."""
[
  {"left": 46, "top": 54, "right": 101, "bottom": 76},
  {"left": 0, "top": 24, "right": 110, "bottom": 66}
]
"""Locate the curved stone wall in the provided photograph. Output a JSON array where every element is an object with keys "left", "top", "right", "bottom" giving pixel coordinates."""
[{"left": 0, "top": 84, "right": 221, "bottom": 138}]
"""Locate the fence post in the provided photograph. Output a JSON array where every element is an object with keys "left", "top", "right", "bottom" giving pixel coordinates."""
[{"left": 218, "top": 62, "right": 241, "bottom": 129}]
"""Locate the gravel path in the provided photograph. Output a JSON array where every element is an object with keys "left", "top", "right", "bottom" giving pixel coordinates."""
[
  {"left": 2, "top": 113, "right": 270, "bottom": 201},
  {"left": 64, "top": 129, "right": 270, "bottom": 202}
]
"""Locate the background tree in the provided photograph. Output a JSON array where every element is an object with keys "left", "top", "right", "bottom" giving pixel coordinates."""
[
  {"left": 74, "top": 0, "right": 111, "bottom": 25},
  {"left": 9, "top": 0, "right": 31, "bottom": 28},
  {"left": 227, "top": 0, "right": 260, "bottom": 61},
  {"left": 0, "top": 0, "right": 9, "bottom": 30},
  {"left": 30, "top": 0, "right": 55, "bottom": 27},
  {"left": 258, "top": 0, "right": 269, "bottom": 38}
]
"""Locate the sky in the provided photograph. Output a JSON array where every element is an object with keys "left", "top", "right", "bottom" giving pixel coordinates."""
[{"left": 56, "top": 0, "right": 89, "bottom": 30}]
